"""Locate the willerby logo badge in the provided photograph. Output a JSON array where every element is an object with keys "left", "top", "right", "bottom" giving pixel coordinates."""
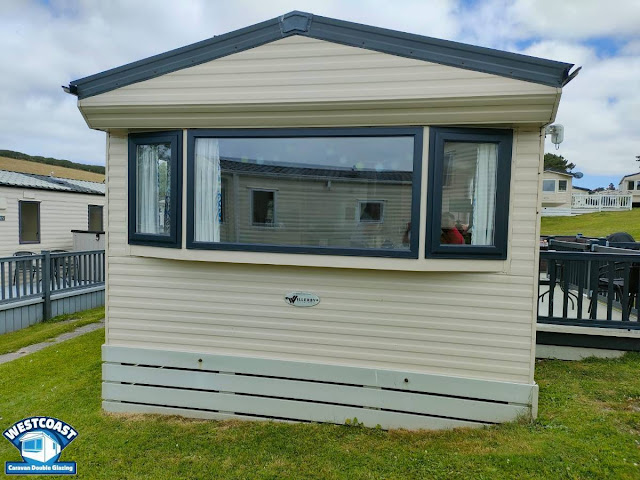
[
  {"left": 284, "top": 291, "right": 320, "bottom": 307},
  {"left": 3, "top": 417, "right": 78, "bottom": 475}
]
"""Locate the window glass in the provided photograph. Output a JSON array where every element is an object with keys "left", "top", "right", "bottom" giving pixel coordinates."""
[
  {"left": 542, "top": 180, "right": 556, "bottom": 192},
  {"left": 192, "top": 135, "right": 415, "bottom": 251},
  {"left": 558, "top": 180, "right": 567, "bottom": 191},
  {"left": 440, "top": 142, "right": 497, "bottom": 246},
  {"left": 88, "top": 205, "right": 103, "bottom": 231},
  {"left": 136, "top": 143, "right": 171, "bottom": 235},
  {"left": 359, "top": 201, "right": 384, "bottom": 223},
  {"left": 23, "top": 438, "right": 42, "bottom": 452},
  {"left": 252, "top": 190, "right": 276, "bottom": 225},
  {"left": 628, "top": 181, "right": 635, "bottom": 190},
  {"left": 19, "top": 201, "right": 40, "bottom": 244},
  {"left": 636, "top": 181, "right": 640, "bottom": 190}
]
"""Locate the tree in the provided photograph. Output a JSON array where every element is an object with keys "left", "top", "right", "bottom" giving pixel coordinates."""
[{"left": 544, "top": 153, "right": 575, "bottom": 173}]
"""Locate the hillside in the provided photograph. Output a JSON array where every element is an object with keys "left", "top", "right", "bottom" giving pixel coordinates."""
[
  {"left": 541, "top": 209, "right": 640, "bottom": 239},
  {"left": 0, "top": 156, "right": 104, "bottom": 183}
]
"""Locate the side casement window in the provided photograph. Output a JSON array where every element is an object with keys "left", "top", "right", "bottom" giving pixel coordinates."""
[
  {"left": 19, "top": 201, "right": 40, "bottom": 244},
  {"left": 426, "top": 127, "right": 513, "bottom": 259},
  {"left": 128, "top": 131, "right": 182, "bottom": 247}
]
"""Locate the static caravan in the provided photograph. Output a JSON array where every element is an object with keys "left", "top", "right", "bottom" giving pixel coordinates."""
[
  {"left": 619, "top": 172, "right": 640, "bottom": 207},
  {"left": 66, "top": 12, "right": 577, "bottom": 429},
  {"left": 0, "top": 170, "right": 105, "bottom": 257},
  {"left": 540, "top": 169, "right": 573, "bottom": 216}
]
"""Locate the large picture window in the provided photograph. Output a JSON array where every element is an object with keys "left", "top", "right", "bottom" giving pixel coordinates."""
[
  {"left": 426, "top": 127, "right": 512, "bottom": 259},
  {"left": 187, "top": 128, "right": 423, "bottom": 258},
  {"left": 128, "top": 131, "right": 182, "bottom": 247}
]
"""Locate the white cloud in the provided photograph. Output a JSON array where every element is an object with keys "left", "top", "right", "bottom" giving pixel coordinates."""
[{"left": 0, "top": 0, "right": 638, "bottom": 181}]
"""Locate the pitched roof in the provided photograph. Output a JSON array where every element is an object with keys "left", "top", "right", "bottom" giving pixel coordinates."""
[
  {"left": 543, "top": 168, "right": 574, "bottom": 177},
  {"left": 0, "top": 170, "right": 105, "bottom": 195},
  {"left": 620, "top": 172, "right": 640, "bottom": 182},
  {"left": 66, "top": 11, "right": 575, "bottom": 100}
]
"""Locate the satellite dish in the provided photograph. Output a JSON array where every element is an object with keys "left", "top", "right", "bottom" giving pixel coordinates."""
[{"left": 573, "top": 172, "right": 584, "bottom": 179}]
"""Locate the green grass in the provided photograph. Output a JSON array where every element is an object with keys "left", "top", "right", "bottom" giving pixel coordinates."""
[
  {"left": 541, "top": 208, "right": 640, "bottom": 239},
  {"left": 1, "top": 330, "right": 640, "bottom": 479},
  {"left": 0, "top": 306, "right": 103, "bottom": 355}
]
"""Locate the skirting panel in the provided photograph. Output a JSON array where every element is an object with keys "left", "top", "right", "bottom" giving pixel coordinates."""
[{"left": 102, "top": 345, "right": 538, "bottom": 430}]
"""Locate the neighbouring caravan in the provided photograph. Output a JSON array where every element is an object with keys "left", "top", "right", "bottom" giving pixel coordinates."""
[
  {"left": 66, "top": 12, "right": 577, "bottom": 429},
  {"left": 541, "top": 169, "right": 573, "bottom": 216},
  {"left": 0, "top": 170, "right": 105, "bottom": 257},
  {"left": 618, "top": 172, "right": 640, "bottom": 207}
]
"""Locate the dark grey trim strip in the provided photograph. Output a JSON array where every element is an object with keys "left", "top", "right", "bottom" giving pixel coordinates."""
[
  {"left": 185, "top": 126, "right": 422, "bottom": 259},
  {"left": 67, "top": 11, "right": 573, "bottom": 99},
  {"left": 537, "top": 330, "right": 640, "bottom": 351}
]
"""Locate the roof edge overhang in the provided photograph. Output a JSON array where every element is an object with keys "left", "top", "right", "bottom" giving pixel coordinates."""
[{"left": 66, "top": 11, "right": 576, "bottom": 100}]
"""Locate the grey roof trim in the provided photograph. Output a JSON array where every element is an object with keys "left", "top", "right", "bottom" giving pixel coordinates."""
[
  {"left": 543, "top": 168, "right": 574, "bottom": 177},
  {"left": 67, "top": 11, "right": 574, "bottom": 99},
  {"left": 620, "top": 172, "right": 640, "bottom": 182}
]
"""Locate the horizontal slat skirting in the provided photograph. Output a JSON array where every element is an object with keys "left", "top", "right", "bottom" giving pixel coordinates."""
[
  {"left": 102, "top": 346, "right": 535, "bottom": 405},
  {"left": 102, "top": 383, "right": 485, "bottom": 430},
  {"left": 103, "top": 363, "right": 528, "bottom": 423}
]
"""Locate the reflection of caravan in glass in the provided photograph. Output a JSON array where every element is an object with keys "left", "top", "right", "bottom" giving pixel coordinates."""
[{"left": 19, "top": 431, "right": 60, "bottom": 463}]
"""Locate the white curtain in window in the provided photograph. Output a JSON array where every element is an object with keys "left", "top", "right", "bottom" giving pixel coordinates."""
[
  {"left": 136, "top": 145, "right": 160, "bottom": 234},
  {"left": 472, "top": 144, "right": 497, "bottom": 245},
  {"left": 195, "top": 138, "right": 221, "bottom": 242}
]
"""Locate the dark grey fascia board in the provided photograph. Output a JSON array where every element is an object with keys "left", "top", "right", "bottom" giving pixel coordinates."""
[
  {"left": 306, "top": 14, "right": 574, "bottom": 88},
  {"left": 66, "top": 10, "right": 574, "bottom": 99}
]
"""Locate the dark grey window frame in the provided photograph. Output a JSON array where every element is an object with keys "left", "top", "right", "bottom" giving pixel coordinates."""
[
  {"left": 128, "top": 130, "right": 182, "bottom": 248},
  {"left": 558, "top": 179, "right": 568, "bottom": 192},
  {"left": 18, "top": 200, "right": 41, "bottom": 245},
  {"left": 426, "top": 127, "right": 513, "bottom": 260},
  {"left": 88, "top": 204, "right": 104, "bottom": 231},
  {"left": 186, "top": 127, "right": 423, "bottom": 259}
]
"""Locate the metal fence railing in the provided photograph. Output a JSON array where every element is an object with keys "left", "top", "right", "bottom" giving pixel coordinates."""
[
  {"left": 0, "top": 250, "right": 105, "bottom": 319},
  {"left": 539, "top": 248, "right": 640, "bottom": 329}
]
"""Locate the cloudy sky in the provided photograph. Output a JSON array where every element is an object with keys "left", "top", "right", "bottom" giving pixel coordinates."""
[{"left": 1, "top": 0, "right": 639, "bottom": 188}]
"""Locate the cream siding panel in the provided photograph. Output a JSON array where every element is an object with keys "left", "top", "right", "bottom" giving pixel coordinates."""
[
  {"left": 83, "top": 37, "right": 556, "bottom": 107},
  {"left": 79, "top": 36, "right": 561, "bottom": 129},
  {"left": 0, "top": 186, "right": 104, "bottom": 258},
  {"left": 105, "top": 128, "right": 540, "bottom": 384}
]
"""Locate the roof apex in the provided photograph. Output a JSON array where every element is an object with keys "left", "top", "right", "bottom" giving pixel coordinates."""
[{"left": 67, "top": 12, "right": 576, "bottom": 99}]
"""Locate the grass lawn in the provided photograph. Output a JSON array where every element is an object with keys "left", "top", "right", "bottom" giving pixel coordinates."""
[
  {"left": 1, "top": 330, "right": 640, "bottom": 479},
  {"left": 541, "top": 208, "right": 640, "bottom": 239},
  {"left": 0, "top": 306, "right": 103, "bottom": 355}
]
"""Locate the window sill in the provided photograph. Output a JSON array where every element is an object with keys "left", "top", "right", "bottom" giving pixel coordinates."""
[{"left": 128, "top": 245, "right": 508, "bottom": 273}]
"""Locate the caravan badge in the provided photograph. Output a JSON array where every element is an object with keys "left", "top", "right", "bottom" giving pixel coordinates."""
[
  {"left": 284, "top": 292, "right": 320, "bottom": 307},
  {"left": 3, "top": 417, "right": 78, "bottom": 475}
]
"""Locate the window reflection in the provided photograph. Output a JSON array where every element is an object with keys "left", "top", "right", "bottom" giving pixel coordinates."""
[
  {"left": 193, "top": 136, "right": 414, "bottom": 250},
  {"left": 440, "top": 142, "right": 497, "bottom": 246},
  {"left": 136, "top": 143, "right": 171, "bottom": 235}
]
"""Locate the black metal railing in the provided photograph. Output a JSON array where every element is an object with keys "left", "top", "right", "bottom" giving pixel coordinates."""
[
  {"left": 0, "top": 250, "right": 105, "bottom": 319},
  {"left": 539, "top": 248, "right": 640, "bottom": 329}
]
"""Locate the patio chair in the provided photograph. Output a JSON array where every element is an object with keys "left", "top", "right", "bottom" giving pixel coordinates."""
[
  {"left": 11, "top": 251, "right": 38, "bottom": 291},
  {"left": 589, "top": 261, "right": 640, "bottom": 318}
]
